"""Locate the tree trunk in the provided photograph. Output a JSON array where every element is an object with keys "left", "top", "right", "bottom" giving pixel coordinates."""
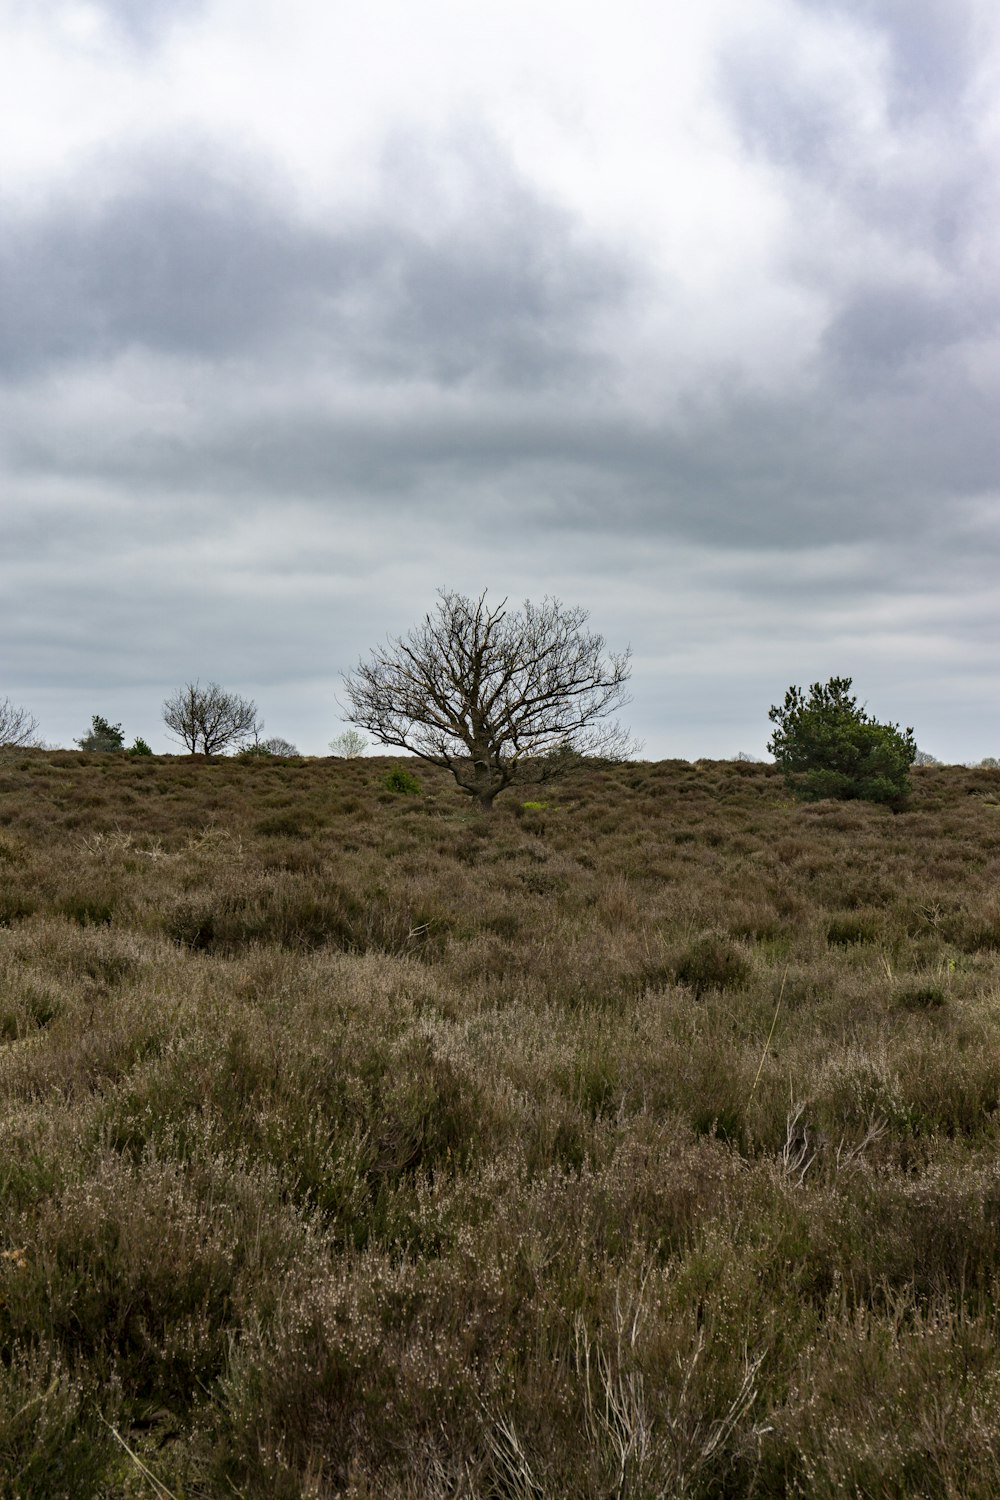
[{"left": 470, "top": 744, "right": 496, "bottom": 809}]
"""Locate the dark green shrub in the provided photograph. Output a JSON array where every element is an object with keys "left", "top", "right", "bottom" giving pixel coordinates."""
[
  {"left": 826, "top": 915, "right": 879, "bottom": 946},
  {"left": 255, "top": 812, "right": 312, "bottom": 839},
  {"left": 127, "top": 737, "right": 152, "bottom": 757},
  {"left": 163, "top": 900, "right": 217, "bottom": 950},
  {"left": 768, "top": 677, "right": 916, "bottom": 806},
  {"left": 58, "top": 893, "right": 115, "bottom": 926},
  {"left": 384, "top": 767, "right": 421, "bottom": 795},
  {"left": 0, "top": 890, "right": 35, "bottom": 924},
  {"left": 674, "top": 934, "right": 752, "bottom": 995},
  {"left": 897, "top": 983, "right": 946, "bottom": 1010}
]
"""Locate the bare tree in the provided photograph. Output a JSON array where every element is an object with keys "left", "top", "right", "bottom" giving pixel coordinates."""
[
  {"left": 343, "top": 590, "right": 634, "bottom": 808},
  {"left": 0, "top": 698, "right": 41, "bottom": 748},
  {"left": 162, "top": 682, "right": 260, "bottom": 757}
]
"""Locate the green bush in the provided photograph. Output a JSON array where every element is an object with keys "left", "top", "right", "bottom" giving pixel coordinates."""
[
  {"left": 768, "top": 677, "right": 916, "bottom": 806},
  {"left": 75, "top": 716, "right": 124, "bottom": 754},
  {"left": 384, "top": 767, "right": 421, "bottom": 795},
  {"left": 127, "top": 737, "right": 153, "bottom": 757}
]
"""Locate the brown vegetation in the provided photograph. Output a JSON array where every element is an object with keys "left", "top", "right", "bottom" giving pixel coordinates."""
[{"left": 1, "top": 749, "right": 1000, "bottom": 1495}]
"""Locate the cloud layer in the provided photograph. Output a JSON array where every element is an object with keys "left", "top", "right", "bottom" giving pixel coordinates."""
[{"left": 2, "top": 0, "right": 999, "bottom": 760}]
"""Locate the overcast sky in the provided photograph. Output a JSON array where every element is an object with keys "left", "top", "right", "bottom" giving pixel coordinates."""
[{"left": 2, "top": 0, "right": 998, "bottom": 760}]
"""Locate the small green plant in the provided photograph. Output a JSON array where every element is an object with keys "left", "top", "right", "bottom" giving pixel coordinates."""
[
  {"left": 522, "top": 800, "right": 549, "bottom": 811},
  {"left": 768, "top": 676, "right": 916, "bottom": 806},
  {"left": 384, "top": 766, "right": 421, "bottom": 795},
  {"left": 127, "top": 737, "right": 153, "bottom": 757}
]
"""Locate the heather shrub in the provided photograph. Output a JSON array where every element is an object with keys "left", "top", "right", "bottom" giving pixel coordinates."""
[
  {"left": 897, "top": 981, "right": 947, "bottom": 1010},
  {"left": 2, "top": 1155, "right": 243, "bottom": 1411},
  {"left": 0, "top": 753, "right": 997, "bottom": 1494},
  {"left": 0, "top": 1345, "right": 114, "bottom": 1497},
  {"left": 674, "top": 933, "right": 753, "bottom": 995},
  {"left": 826, "top": 912, "right": 880, "bottom": 946}
]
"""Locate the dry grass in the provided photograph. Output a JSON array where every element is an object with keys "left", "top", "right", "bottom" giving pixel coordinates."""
[{"left": 1, "top": 750, "right": 1000, "bottom": 1495}]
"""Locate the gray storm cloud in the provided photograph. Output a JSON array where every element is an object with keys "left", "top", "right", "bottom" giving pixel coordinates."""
[
  {"left": 0, "top": 134, "right": 627, "bottom": 386},
  {"left": 2, "top": 0, "right": 999, "bottom": 758},
  {"left": 3, "top": 110, "right": 993, "bottom": 554}
]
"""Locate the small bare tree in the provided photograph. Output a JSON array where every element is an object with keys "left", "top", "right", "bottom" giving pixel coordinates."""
[
  {"left": 0, "top": 698, "right": 41, "bottom": 748},
  {"left": 343, "top": 590, "right": 633, "bottom": 808},
  {"left": 162, "top": 682, "right": 260, "bottom": 757}
]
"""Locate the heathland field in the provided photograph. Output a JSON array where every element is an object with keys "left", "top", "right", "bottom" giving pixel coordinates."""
[{"left": 2, "top": 752, "right": 1000, "bottom": 1498}]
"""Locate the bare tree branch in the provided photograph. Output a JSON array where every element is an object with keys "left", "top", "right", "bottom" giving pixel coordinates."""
[
  {"left": 162, "top": 682, "right": 260, "bottom": 757},
  {"left": 343, "top": 591, "right": 635, "bottom": 807},
  {"left": 0, "top": 698, "right": 41, "bottom": 749}
]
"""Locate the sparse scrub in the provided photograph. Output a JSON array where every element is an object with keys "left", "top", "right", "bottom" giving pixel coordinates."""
[{"left": 0, "top": 753, "right": 997, "bottom": 1493}]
